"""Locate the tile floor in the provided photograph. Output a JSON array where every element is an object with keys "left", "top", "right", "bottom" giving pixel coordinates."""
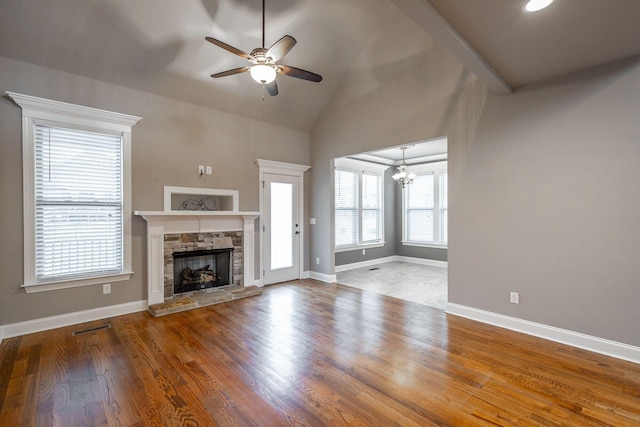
[{"left": 335, "top": 261, "right": 448, "bottom": 309}]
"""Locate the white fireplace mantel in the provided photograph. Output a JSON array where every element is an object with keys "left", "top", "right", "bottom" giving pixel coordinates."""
[{"left": 135, "top": 211, "right": 260, "bottom": 306}]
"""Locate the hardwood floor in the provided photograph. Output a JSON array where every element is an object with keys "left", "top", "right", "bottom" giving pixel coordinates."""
[{"left": 1, "top": 280, "right": 639, "bottom": 426}]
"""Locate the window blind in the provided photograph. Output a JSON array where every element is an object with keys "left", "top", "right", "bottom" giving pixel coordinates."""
[
  {"left": 335, "top": 169, "right": 359, "bottom": 247},
  {"left": 34, "top": 124, "right": 124, "bottom": 282},
  {"left": 406, "top": 173, "right": 434, "bottom": 242},
  {"left": 361, "top": 173, "right": 381, "bottom": 243},
  {"left": 439, "top": 173, "right": 448, "bottom": 243}
]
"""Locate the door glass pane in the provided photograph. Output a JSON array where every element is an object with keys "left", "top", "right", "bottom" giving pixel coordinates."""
[{"left": 271, "top": 182, "right": 293, "bottom": 270}]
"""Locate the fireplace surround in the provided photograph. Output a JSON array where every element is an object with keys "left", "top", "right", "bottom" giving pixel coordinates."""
[{"left": 135, "top": 210, "right": 260, "bottom": 307}]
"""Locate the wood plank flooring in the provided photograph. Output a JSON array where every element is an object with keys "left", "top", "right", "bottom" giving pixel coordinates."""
[{"left": 1, "top": 280, "right": 639, "bottom": 426}]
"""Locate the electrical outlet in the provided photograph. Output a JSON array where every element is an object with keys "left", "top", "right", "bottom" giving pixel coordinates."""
[
  {"left": 103, "top": 283, "right": 111, "bottom": 294},
  {"left": 315, "top": 257, "right": 320, "bottom": 265},
  {"left": 206, "top": 166, "right": 212, "bottom": 175},
  {"left": 310, "top": 218, "right": 316, "bottom": 225},
  {"left": 362, "top": 249, "right": 366, "bottom": 255},
  {"left": 198, "top": 165, "right": 204, "bottom": 176},
  {"left": 509, "top": 291, "right": 519, "bottom": 304}
]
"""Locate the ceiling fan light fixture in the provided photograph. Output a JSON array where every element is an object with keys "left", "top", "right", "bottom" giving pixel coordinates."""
[
  {"left": 205, "top": 0, "right": 321, "bottom": 95},
  {"left": 250, "top": 64, "right": 277, "bottom": 84},
  {"left": 524, "top": 0, "right": 554, "bottom": 12}
]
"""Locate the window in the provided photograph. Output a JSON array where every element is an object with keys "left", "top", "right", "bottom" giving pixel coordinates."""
[
  {"left": 361, "top": 173, "right": 382, "bottom": 243},
  {"left": 7, "top": 92, "right": 141, "bottom": 293},
  {"left": 35, "top": 125, "right": 124, "bottom": 281},
  {"left": 334, "top": 158, "right": 386, "bottom": 250},
  {"left": 403, "top": 161, "right": 447, "bottom": 247},
  {"left": 335, "top": 169, "right": 359, "bottom": 247}
]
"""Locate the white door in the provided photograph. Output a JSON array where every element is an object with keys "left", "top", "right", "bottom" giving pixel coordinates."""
[{"left": 263, "top": 174, "right": 300, "bottom": 285}]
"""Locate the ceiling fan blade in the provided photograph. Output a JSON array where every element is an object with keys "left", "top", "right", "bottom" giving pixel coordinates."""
[
  {"left": 205, "top": 36, "right": 254, "bottom": 61},
  {"left": 265, "top": 79, "right": 278, "bottom": 96},
  {"left": 278, "top": 65, "right": 322, "bottom": 82},
  {"left": 266, "top": 35, "right": 297, "bottom": 62},
  {"left": 210, "top": 67, "right": 250, "bottom": 78}
]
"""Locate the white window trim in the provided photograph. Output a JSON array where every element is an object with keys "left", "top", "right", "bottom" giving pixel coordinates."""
[
  {"left": 6, "top": 92, "right": 141, "bottom": 293},
  {"left": 335, "top": 242, "right": 386, "bottom": 253},
  {"left": 402, "top": 160, "right": 448, "bottom": 248},
  {"left": 400, "top": 241, "right": 447, "bottom": 249},
  {"left": 334, "top": 158, "right": 388, "bottom": 250}
]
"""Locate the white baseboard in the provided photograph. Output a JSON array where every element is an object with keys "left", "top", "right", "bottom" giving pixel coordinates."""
[
  {"left": 0, "top": 300, "right": 147, "bottom": 343},
  {"left": 335, "top": 255, "right": 447, "bottom": 273},
  {"left": 309, "top": 271, "right": 337, "bottom": 283},
  {"left": 301, "top": 271, "right": 311, "bottom": 279},
  {"left": 334, "top": 256, "right": 397, "bottom": 273},
  {"left": 446, "top": 303, "right": 640, "bottom": 365}
]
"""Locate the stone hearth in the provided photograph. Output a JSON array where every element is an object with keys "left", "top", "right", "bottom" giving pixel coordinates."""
[{"left": 147, "top": 285, "right": 262, "bottom": 317}]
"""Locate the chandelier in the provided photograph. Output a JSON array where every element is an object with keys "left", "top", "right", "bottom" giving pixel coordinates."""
[{"left": 392, "top": 147, "right": 416, "bottom": 188}]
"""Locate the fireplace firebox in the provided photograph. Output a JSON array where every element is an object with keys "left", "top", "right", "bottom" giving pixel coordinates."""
[{"left": 172, "top": 248, "right": 233, "bottom": 294}]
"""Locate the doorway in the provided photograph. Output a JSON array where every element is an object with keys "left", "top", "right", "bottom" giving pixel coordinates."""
[
  {"left": 332, "top": 138, "right": 448, "bottom": 308},
  {"left": 257, "top": 160, "right": 310, "bottom": 286}
]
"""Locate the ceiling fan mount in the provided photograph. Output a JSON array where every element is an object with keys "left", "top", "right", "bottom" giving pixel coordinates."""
[{"left": 205, "top": 0, "right": 322, "bottom": 96}]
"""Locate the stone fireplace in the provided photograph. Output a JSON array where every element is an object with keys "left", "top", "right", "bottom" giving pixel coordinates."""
[
  {"left": 164, "top": 233, "right": 242, "bottom": 297},
  {"left": 135, "top": 209, "right": 260, "bottom": 307}
]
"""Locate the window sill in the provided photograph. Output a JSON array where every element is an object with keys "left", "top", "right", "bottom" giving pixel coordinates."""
[
  {"left": 335, "top": 242, "right": 385, "bottom": 253},
  {"left": 401, "top": 241, "right": 448, "bottom": 250},
  {"left": 22, "top": 271, "right": 133, "bottom": 293}
]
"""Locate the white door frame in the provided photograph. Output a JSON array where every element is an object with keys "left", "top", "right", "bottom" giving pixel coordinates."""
[{"left": 256, "top": 159, "right": 310, "bottom": 286}]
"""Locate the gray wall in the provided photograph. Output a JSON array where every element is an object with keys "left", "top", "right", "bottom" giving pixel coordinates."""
[
  {"left": 335, "top": 168, "right": 396, "bottom": 266},
  {"left": 451, "top": 60, "right": 640, "bottom": 346},
  {"left": 310, "top": 2, "right": 485, "bottom": 276},
  {"left": 309, "top": 0, "right": 640, "bottom": 347},
  {"left": 0, "top": 56, "right": 310, "bottom": 325}
]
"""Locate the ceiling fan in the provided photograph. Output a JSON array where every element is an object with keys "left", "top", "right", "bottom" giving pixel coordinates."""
[{"left": 205, "top": 0, "right": 322, "bottom": 96}]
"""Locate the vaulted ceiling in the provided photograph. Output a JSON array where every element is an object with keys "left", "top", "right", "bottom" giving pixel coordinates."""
[{"left": 1, "top": 0, "right": 639, "bottom": 131}]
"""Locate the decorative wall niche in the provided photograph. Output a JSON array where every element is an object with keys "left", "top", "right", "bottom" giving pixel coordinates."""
[{"left": 164, "top": 186, "right": 239, "bottom": 212}]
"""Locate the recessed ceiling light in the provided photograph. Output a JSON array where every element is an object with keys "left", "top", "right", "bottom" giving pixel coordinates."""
[{"left": 524, "top": 0, "right": 554, "bottom": 12}]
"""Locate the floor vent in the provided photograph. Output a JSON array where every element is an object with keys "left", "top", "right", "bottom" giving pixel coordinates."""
[
  {"left": 368, "top": 267, "right": 380, "bottom": 271},
  {"left": 72, "top": 324, "right": 112, "bottom": 336}
]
